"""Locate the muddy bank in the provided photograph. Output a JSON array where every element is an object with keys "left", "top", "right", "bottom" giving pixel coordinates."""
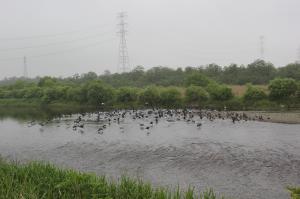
[{"left": 241, "top": 111, "right": 300, "bottom": 124}]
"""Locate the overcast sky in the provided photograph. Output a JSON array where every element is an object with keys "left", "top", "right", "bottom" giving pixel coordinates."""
[{"left": 0, "top": 0, "right": 299, "bottom": 79}]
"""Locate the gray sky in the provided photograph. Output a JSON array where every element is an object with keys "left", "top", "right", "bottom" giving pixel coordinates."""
[{"left": 0, "top": 0, "right": 299, "bottom": 79}]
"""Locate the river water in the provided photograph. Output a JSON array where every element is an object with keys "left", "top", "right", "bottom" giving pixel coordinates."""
[{"left": 0, "top": 110, "right": 299, "bottom": 199}]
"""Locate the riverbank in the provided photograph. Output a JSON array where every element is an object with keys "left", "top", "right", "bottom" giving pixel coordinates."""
[
  {"left": 236, "top": 111, "right": 300, "bottom": 124},
  {"left": 0, "top": 158, "right": 220, "bottom": 199}
]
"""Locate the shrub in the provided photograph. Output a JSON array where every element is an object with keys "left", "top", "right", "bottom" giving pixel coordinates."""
[
  {"left": 38, "top": 76, "right": 57, "bottom": 87},
  {"left": 66, "top": 87, "right": 85, "bottom": 103},
  {"left": 185, "top": 85, "right": 208, "bottom": 105},
  {"left": 207, "top": 83, "right": 233, "bottom": 101},
  {"left": 160, "top": 87, "right": 182, "bottom": 108},
  {"left": 41, "top": 88, "right": 63, "bottom": 104},
  {"left": 23, "top": 87, "right": 43, "bottom": 99},
  {"left": 139, "top": 86, "right": 160, "bottom": 108},
  {"left": 116, "top": 87, "right": 139, "bottom": 104},
  {"left": 243, "top": 84, "right": 267, "bottom": 102},
  {"left": 86, "top": 81, "right": 114, "bottom": 105},
  {"left": 268, "top": 78, "right": 298, "bottom": 101},
  {"left": 184, "top": 73, "right": 211, "bottom": 87}
]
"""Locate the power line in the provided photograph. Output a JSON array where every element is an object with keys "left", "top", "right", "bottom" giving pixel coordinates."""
[
  {"left": 117, "top": 12, "right": 130, "bottom": 73},
  {"left": 0, "top": 30, "right": 113, "bottom": 52},
  {"left": 0, "top": 37, "right": 116, "bottom": 62},
  {"left": 0, "top": 24, "right": 111, "bottom": 41}
]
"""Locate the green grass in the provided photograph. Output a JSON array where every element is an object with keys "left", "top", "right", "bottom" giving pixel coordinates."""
[
  {"left": 0, "top": 159, "right": 223, "bottom": 199},
  {"left": 288, "top": 187, "right": 300, "bottom": 199}
]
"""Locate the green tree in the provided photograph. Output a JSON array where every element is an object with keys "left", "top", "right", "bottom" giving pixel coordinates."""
[
  {"left": 244, "top": 60, "right": 276, "bottom": 84},
  {"left": 81, "top": 72, "right": 98, "bottom": 81},
  {"left": 23, "top": 87, "right": 43, "bottom": 99},
  {"left": 160, "top": 87, "right": 182, "bottom": 108},
  {"left": 116, "top": 87, "right": 139, "bottom": 105},
  {"left": 139, "top": 86, "right": 160, "bottom": 108},
  {"left": 86, "top": 81, "right": 114, "bottom": 105},
  {"left": 243, "top": 84, "right": 267, "bottom": 102},
  {"left": 38, "top": 77, "right": 57, "bottom": 87},
  {"left": 184, "top": 73, "right": 211, "bottom": 87},
  {"left": 268, "top": 78, "right": 298, "bottom": 101},
  {"left": 185, "top": 85, "right": 208, "bottom": 105},
  {"left": 207, "top": 83, "right": 233, "bottom": 101},
  {"left": 41, "top": 88, "right": 62, "bottom": 104},
  {"left": 278, "top": 63, "right": 300, "bottom": 80}
]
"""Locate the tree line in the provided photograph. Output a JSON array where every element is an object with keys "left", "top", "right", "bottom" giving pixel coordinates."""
[
  {"left": 0, "top": 72, "right": 299, "bottom": 110},
  {"left": 1, "top": 60, "right": 300, "bottom": 88}
]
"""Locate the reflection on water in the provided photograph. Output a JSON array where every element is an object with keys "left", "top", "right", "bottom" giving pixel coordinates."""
[
  {"left": 0, "top": 106, "right": 96, "bottom": 121},
  {"left": 0, "top": 109, "right": 300, "bottom": 199}
]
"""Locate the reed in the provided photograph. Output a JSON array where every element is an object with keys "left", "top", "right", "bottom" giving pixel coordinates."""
[{"left": 0, "top": 159, "right": 223, "bottom": 199}]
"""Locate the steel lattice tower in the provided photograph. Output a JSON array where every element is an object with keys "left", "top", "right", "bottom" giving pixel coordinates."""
[
  {"left": 23, "top": 56, "right": 28, "bottom": 78},
  {"left": 297, "top": 46, "right": 300, "bottom": 64},
  {"left": 117, "top": 12, "right": 130, "bottom": 73},
  {"left": 259, "top": 35, "right": 265, "bottom": 60}
]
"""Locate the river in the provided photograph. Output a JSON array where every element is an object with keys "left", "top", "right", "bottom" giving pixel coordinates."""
[{"left": 0, "top": 110, "right": 299, "bottom": 199}]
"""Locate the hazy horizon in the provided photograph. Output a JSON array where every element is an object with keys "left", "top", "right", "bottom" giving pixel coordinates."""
[{"left": 0, "top": 0, "right": 299, "bottom": 79}]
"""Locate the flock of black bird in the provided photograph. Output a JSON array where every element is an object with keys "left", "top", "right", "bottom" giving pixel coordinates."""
[
  {"left": 68, "top": 109, "right": 269, "bottom": 134},
  {"left": 26, "top": 109, "right": 270, "bottom": 134}
]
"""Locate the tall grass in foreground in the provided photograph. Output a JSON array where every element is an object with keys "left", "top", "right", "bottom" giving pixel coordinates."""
[
  {"left": 0, "top": 159, "right": 223, "bottom": 199},
  {"left": 288, "top": 187, "right": 300, "bottom": 199}
]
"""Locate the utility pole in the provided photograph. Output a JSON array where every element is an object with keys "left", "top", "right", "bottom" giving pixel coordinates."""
[
  {"left": 259, "top": 35, "right": 265, "bottom": 60},
  {"left": 23, "top": 56, "right": 28, "bottom": 78},
  {"left": 117, "top": 12, "right": 130, "bottom": 73}
]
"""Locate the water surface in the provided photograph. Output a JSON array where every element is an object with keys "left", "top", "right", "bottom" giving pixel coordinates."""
[{"left": 0, "top": 110, "right": 299, "bottom": 199}]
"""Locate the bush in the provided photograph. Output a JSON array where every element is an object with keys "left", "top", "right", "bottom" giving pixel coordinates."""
[
  {"left": 116, "top": 87, "right": 139, "bottom": 105},
  {"left": 66, "top": 87, "right": 85, "bottom": 103},
  {"left": 41, "top": 88, "right": 64, "bottom": 104},
  {"left": 206, "top": 83, "right": 233, "bottom": 101},
  {"left": 243, "top": 84, "right": 267, "bottom": 102},
  {"left": 185, "top": 85, "right": 208, "bottom": 105},
  {"left": 160, "top": 87, "right": 182, "bottom": 108},
  {"left": 296, "top": 82, "right": 300, "bottom": 100},
  {"left": 184, "top": 73, "right": 211, "bottom": 87},
  {"left": 86, "top": 81, "right": 114, "bottom": 106},
  {"left": 23, "top": 87, "right": 43, "bottom": 99},
  {"left": 38, "top": 77, "right": 57, "bottom": 87},
  {"left": 139, "top": 86, "right": 160, "bottom": 108},
  {"left": 268, "top": 78, "right": 298, "bottom": 101}
]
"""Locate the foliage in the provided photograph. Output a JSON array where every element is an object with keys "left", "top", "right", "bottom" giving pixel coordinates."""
[
  {"left": 85, "top": 80, "right": 114, "bottom": 106},
  {"left": 1, "top": 61, "right": 300, "bottom": 87},
  {"left": 38, "top": 76, "right": 57, "bottom": 87},
  {"left": 268, "top": 78, "right": 298, "bottom": 101},
  {"left": 185, "top": 86, "right": 209, "bottom": 105},
  {"left": 287, "top": 187, "right": 300, "bottom": 199},
  {"left": 139, "top": 86, "right": 160, "bottom": 108},
  {"left": 116, "top": 87, "right": 139, "bottom": 104},
  {"left": 243, "top": 84, "right": 267, "bottom": 102},
  {"left": 278, "top": 63, "right": 300, "bottom": 80},
  {"left": 160, "top": 87, "right": 182, "bottom": 108},
  {"left": 0, "top": 63, "right": 299, "bottom": 110},
  {"left": 206, "top": 83, "right": 233, "bottom": 101},
  {"left": 185, "top": 73, "right": 212, "bottom": 87},
  {"left": 0, "top": 160, "right": 224, "bottom": 199}
]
